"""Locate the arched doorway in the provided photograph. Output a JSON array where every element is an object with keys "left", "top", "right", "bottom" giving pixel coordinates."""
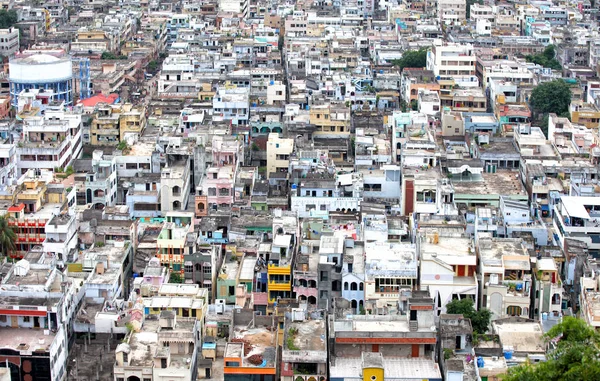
[
  {"left": 173, "top": 200, "right": 181, "bottom": 209},
  {"left": 307, "top": 296, "right": 317, "bottom": 305},
  {"left": 197, "top": 202, "right": 205, "bottom": 212}
]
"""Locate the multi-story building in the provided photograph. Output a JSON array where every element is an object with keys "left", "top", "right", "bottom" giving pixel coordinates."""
[
  {"left": 478, "top": 236, "right": 532, "bottom": 319},
  {"left": 266, "top": 133, "right": 293, "bottom": 179},
  {"left": 6, "top": 169, "right": 73, "bottom": 258},
  {"left": 114, "top": 312, "right": 199, "bottom": 381},
  {"left": 0, "top": 263, "right": 70, "bottom": 381},
  {"left": 0, "top": 27, "right": 19, "bottom": 56},
  {"left": 212, "top": 86, "right": 250, "bottom": 126},
  {"left": 418, "top": 226, "right": 478, "bottom": 315},
  {"left": 438, "top": 0, "right": 467, "bottom": 25},
  {"left": 18, "top": 107, "right": 83, "bottom": 174},
  {"left": 364, "top": 241, "right": 418, "bottom": 306},
  {"left": 119, "top": 104, "right": 147, "bottom": 140},
  {"left": 90, "top": 103, "right": 122, "bottom": 145},
  {"left": 281, "top": 314, "right": 328, "bottom": 381},
  {"left": 224, "top": 311, "right": 278, "bottom": 380},
  {"left": 309, "top": 103, "right": 351, "bottom": 138},
  {"left": 532, "top": 257, "right": 564, "bottom": 320},
  {"left": 553, "top": 196, "right": 600, "bottom": 255},
  {"left": 79, "top": 150, "right": 118, "bottom": 209},
  {"left": 157, "top": 212, "right": 195, "bottom": 274},
  {"left": 329, "top": 291, "right": 441, "bottom": 379},
  {"left": 160, "top": 155, "right": 191, "bottom": 213},
  {"left": 426, "top": 40, "right": 477, "bottom": 84}
]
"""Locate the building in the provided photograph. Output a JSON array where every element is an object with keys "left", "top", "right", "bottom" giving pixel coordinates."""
[
  {"left": 329, "top": 291, "right": 441, "bottom": 380},
  {"left": 426, "top": 40, "right": 477, "bottom": 85},
  {"left": 364, "top": 241, "right": 418, "bottom": 306},
  {"left": 438, "top": 0, "right": 467, "bottom": 25},
  {"left": 6, "top": 170, "right": 73, "bottom": 258},
  {"left": 281, "top": 313, "right": 328, "bottom": 381},
  {"left": 478, "top": 237, "right": 532, "bottom": 319},
  {"left": 419, "top": 227, "right": 478, "bottom": 315},
  {"left": 223, "top": 310, "right": 278, "bottom": 381},
  {"left": 0, "top": 262, "right": 70, "bottom": 381},
  {"left": 18, "top": 108, "right": 83, "bottom": 174},
  {"left": 266, "top": 133, "right": 293, "bottom": 179},
  {"left": 113, "top": 312, "right": 200, "bottom": 381},
  {"left": 90, "top": 104, "right": 122, "bottom": 145},
  {"left": 0, "top": 27, "right": 19, "bottom": 56},
  {"left": 553, "top": 196, "right": 600, "bottom": 255},
  {"left": 157, "top": 212, "right": 195, "bottom": 275},
  {"left": 9, "top": 52, "right": 73, "bottom": 107}
]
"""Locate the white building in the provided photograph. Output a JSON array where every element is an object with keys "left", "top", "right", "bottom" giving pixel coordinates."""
[
  {"left": 219, "top": 0, "right": 249, "bottom": 16},
  {"left": 0, "top": 27, "right": 19, "bottom": 56},
  {"left": 18, "top": 107, "right": 83, "bottom": 174},
  {"left": 426, "top": 40, "right": 478, "bottom": 85},
  {"left": 43, "top": 211, "right": 78, "bottom": 265},
  {"left": 212, "top": 86, "right": 250, "bottom": 126},
  {"left": 419, "top": 229, "right": 478, "bottom": 314},
  {"left": 364, "top": 241, "right": 418, "bottom": 304},
  {"left": 418, "top": 90, "right": 441, "bottom": 116},
  {"left": 553, "top": 196, "right": 600, "bottom": 254}
]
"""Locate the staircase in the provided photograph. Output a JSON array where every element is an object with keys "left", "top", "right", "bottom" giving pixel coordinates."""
[{"left": 409, "top": 320, "right": 418, "bottom": 332}]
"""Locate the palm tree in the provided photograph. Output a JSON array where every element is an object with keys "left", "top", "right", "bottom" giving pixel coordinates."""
[{"left": 0, "top": 214, "right": 16, "bottom": 257}]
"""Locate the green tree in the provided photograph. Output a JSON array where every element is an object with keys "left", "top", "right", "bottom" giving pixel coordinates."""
[
  {"left": 169, "top": 272, "right": 183, "bottom": 283},
  {"left": 147, "top": 60, "right": 158, "bottom": 72},
  {"left": 525, "top": 45, "right": 562, "bottom": 71},
  {"left": 504, "top": 317, "right": 600, "bottom": 381},
  {"left": 446, "top": 298, "right": 491, "bottom": 334},
  {"left": 0, "top": 214, "right": 16, "bottom": 257},
  {"left": 530, "top": 80, "right": 572, "bottom": 118},
  {"left": 391, "top": 49, "right": 428, "bottom": 71},
  {"left": 0, "top": 10, "right": 18, "bottom": 29}
]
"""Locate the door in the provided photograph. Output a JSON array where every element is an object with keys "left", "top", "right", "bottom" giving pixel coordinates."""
[
  {"left": 410, "top": 309, "right": 417, "bottom": 321},
  {"left": 11, "top": 316, "right": 18, "bottom": 328},
  {"left": 412, "top": 344, "right": 419, "bottom": 357}
]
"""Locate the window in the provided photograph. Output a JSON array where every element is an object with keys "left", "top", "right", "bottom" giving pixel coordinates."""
[
  {"left": 320, "top": 271, "right": 328, "bottom": 282},
  {"left": 320, "top": 204, "right": 327, "bottom": 211},
  {"left": 23, "top": 317, "right": 30, "bottom": 323},
  {"left": 305, "top": 204, "right": 316, "bottom": 211},
  {"left": 185, "top": 265, "right": 193, "bottom": 273}
]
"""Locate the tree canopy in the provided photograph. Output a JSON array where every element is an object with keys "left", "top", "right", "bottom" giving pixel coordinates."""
[
  {"left": 0, "top": 10, "right": 18, "bottom": 29},
  {"left": 529, "top": 80, "right": 572, "bottom": 117},
  {"left": 503, "top": 317, "right": 600, "bottom": 381},
  {"left": 526, "top": 45, "right": 562, "bottom": 71},
  {"left": 391, "top": 49, "right": 428, "bottom": 71},
  {"left": 169, "top": 272, "right": 183, "bottom": 283},
  {"left": 446, "top": 298, "right": 491, "bottom": 334},
  {"left": 101, "top": 52, "right": 127, "bottom": 60},
  {"left": 0, "top": 214, "right": 16, "bottom": 257}
]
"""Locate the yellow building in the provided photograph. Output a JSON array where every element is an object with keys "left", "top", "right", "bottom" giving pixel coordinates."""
[
  {"left": 91, "top": 103, "right": 122, "bottom": 145},
  {"left": 198, "top": 83, "right": 215, "bottom": 102},
  {"left": 361, "top": 352, "right": 384, "bottom": 381},
  {"left": 266, "top": 132, "right": 293, "bottom": 179},
  {"left": 570, "top": 101, "right": 600, "bottom": 129},
  {"left": 119, "top": 103, "right": 147, "bottom": 140},
  {"left": 309, "top": 103, "right": 351, "bottom": 137}
]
